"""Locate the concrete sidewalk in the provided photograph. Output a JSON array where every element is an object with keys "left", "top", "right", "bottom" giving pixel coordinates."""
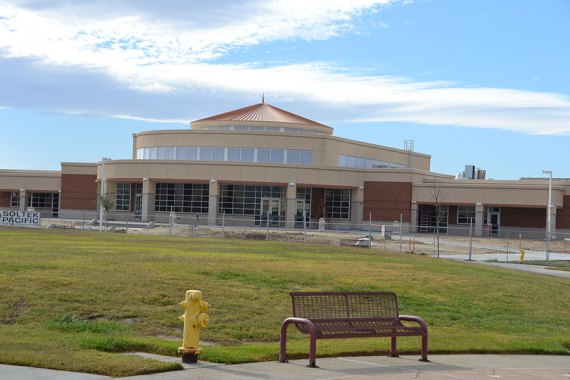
[{"left": 2, "top": 355, "right": 569, "bottom": 380}]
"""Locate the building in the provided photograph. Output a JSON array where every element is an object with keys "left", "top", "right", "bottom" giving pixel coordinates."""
[{"left": 1, "top": 101, "right": 568, "bottom": 237}]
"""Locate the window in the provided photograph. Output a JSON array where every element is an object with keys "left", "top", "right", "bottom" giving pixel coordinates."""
[
  {"left": 115, "top": 183, "right": 131, "bottom": 211},
  {"left": 219, "top": 185, "right": 285, "bottom": 216},
  {"left": 241, "top": 148, "right": 254, "bottom": 162},
  {"left": 228, "top": 148, "right": 240, "bottom": 161},
  {"left": 338, "top": 154, "right": 403, "bottom": 169},
  {"left": 199, "top": 147, "right": 212, "bottom": 161},
  {"left": 27, "top": 192, "right": 58, "bottom": 209},
  {"left": 10, "top": 192, "right": 20, "bottom": 207},
  {"left": 212, "top": 147, "right": 225, "bottom": 161},
  {"left": 325, "top": 189, "right": 351, "bottom": 219},
  {"left": 457, "top": 206, "right": 475, "bottom": 224},
  {"left": 286, "top": 150, "right": 300, "bottom": 164},
  {"left": 257, "top": 149, "right": 270, "bottom": 163},
  {"left": 135, "top": 146, "right": 313, "bottom": 165},
  {"left": 270, "top": 149, "right": 284, "bottom": 163},
  {"left": 154, "top": 183, "right": 209, "bottom": 213}
]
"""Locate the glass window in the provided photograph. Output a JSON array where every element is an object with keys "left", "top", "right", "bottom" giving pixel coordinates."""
[
  {"left": 325, "top": 189, "right": 351, "bottom": 219},
  {"left": 457, "top": 206, "right": 476, "bottom": 224},
  {"left": 175, "top": 147, "right": 188, "bottom": 160},
  {"left": 270, "top": 149, "right": 284, "bottom": 163},
  {"left": 115, "top": 183, "right": 131, "bottom": 211},
  {"left": 137, "top": 148, "right": 143, "bottom": 159},
  {"left": 143, "top": 148, "right": 150, "bottom": 159},
  {"left": 148, "top": 147, "right": 157, "bottom": 160},
  {"left": 157, "top": 147, "right": 166, "bottom": 160},
  {"left": 212, "top": 147, "right": 225, "bottom": 161},
  {"left": 27, "top": 192, "right": 58, "bottom": 209},
  {"left": 199, "top": 147, "right": 212, "bottom": 161},
  {"left": 300, "top": 151, "right": 312, "bottom": 164},
  {"left": 10, "top": 192, "right": 20, "bottom": 207},
  {"left": 228, "top": 148, "right": 240, "bottom": 162},
  {"left": 187, "top": 147, "right": 198, "bottom": 160},
  {"left": 154, "top": 183, "right": 209, "bottom": 213},
  {"left": 241, "top": 148, "right": 254, "bottom": 162},
  {"left": 257, "top": 149, "right": 270, "bottom": 163},
  {"left": 286, "top": 150, "right": 300, "bottom": 164},
  {"left": 164, "top": 147, "right": 174, "bottom": 160}
]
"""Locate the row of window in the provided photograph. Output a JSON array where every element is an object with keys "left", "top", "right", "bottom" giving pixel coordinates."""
[
  {"left": 109, "top": 183, "right": 351, "bottom": 220},
  {"left": 434, "top": 206, "right": 501, "bottom": 224},
  {"left": 136, "top": 146, "right": 313, "bottom": 165},
  {"left": 10, "top": 192, "right": 59, "bottom": 209},
  {"left": 338, "top": 154, "right": 403, "bottom": 169},
  {"left": 199, "top": 125, "right": 323, "bottom": 135}
]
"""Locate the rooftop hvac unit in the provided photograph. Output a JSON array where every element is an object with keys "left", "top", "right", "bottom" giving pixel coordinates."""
[{"left": 464, "top": 165, "right": 475, "bottom": 180}]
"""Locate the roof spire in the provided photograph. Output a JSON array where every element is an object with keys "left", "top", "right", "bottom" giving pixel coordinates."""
[{"left": 262, "top": 93, "right": 265, "bottom": 104}]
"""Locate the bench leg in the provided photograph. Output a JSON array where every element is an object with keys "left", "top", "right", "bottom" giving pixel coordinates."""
[
  {"left": 279, "top": 322, "right": 289, "bottom": 363},
  {"left": 388, "top": 336, "right": 399, "bottom": 357},
  {"left": 420, "top": 334, "right": 429, "bottom": 362},
  {"left": 308, "top": 335, "right": 318, "bottom": 368}
]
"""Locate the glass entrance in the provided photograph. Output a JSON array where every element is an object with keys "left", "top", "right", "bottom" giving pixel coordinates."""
[
  {"left": 295, "top": 199, "right": 310, "bottom": 228},
  {"left": 261, "top": 197, "right": 281, "bottom": 226}
]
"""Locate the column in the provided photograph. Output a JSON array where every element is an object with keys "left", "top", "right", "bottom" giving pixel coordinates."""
[
  {"left": 19, "top": 189, "right": 27, "bottom": 211},
  {"left": 410, "top": 201, "right": 418, "bottom": 233},
  {"left": 208, "top": 180, "right": 219, "bottom": 226},
  {"left": 350, "top": 186, "right": 364, "bottom": 227},
  {"left": 285, "top": 183, "right": 297, "bottom": 229},
  {"left": 141, "top": 178, "right": 155, "bottom": 222},
  {"left": 474, "top": 203, "right": 484, "bottom": 237}
]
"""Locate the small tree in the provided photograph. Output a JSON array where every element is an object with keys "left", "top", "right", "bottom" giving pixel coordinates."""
[
  {"left": 429, "top": 179, "right": 448, "bottom": 258},
  {"left": 98, "top": 194, "right": 115, "bottom": 222}
]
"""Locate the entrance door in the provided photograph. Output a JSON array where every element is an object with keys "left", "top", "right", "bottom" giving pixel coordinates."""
[
  {"left": 487, "top": 208, "right": 500, "bottom": 235},
  {"left": 134, "top": 194, "right": 142, "bottom": 221},
  {"left": 261, "top": 197, "right": 281, "bottom": 226},
  {"left": 295, "top": 200, "right": 310, "bottom": 228}
]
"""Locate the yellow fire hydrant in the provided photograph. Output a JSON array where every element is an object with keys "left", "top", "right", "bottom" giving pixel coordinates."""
[
  {"left": 519, "top": 248, "right": 525, "bottom": 264},
  {"left": 178, "top": 290, "right": 209, "bottom": 363}
]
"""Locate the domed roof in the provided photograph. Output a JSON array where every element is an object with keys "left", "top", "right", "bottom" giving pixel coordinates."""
[{"left": 191, "top": 102, "right": 333, "bottom": 134}]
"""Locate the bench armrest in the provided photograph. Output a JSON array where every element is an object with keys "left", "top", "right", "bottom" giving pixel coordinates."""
[{"left": 399, "top": 315, "right": 428, "bottom": 332}]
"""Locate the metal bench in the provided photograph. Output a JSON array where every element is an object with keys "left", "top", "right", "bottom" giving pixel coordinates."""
[{"left": 279, "top": 291, "right": 428, "bottom": 367}]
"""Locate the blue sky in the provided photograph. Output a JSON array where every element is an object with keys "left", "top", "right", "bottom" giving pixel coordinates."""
[{"left": 0, "top": 0, "right": 569, "bottom": 179}]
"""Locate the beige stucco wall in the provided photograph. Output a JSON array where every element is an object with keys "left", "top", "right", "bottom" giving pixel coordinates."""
[
  {"left": 99, "top": 159, "right": 446, "bottom": 191},
  {"left": 0, "top": 170, "right": 61, "bottom": 191},
  {"left": 412, "top": 179, "right": 565, "bottom": 207},
  {"left": 132, "top": 130, "right": 431, "bottom": 171},
  {"left": 61, "top": 162, "right": 97, "bottom": 175}
]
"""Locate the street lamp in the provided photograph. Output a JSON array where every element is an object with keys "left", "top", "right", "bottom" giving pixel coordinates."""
[{"left": 542, "top": 170, "right": 552, "bottom": 265}]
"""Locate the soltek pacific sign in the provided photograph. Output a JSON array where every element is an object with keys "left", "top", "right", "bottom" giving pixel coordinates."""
[{"left": 0, "top": 210, "right": 41, "bottom": 228}]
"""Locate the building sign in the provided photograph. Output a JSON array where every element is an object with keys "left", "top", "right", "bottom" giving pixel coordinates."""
[{"left": 0, "top": 210, "right": 41, "bottom": 228}]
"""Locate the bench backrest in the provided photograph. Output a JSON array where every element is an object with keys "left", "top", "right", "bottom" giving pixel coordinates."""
[{"left": 290, "top": 291, "right": 400, "bottom": 321}]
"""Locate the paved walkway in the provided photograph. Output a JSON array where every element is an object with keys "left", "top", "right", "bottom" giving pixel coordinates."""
[{"left": 2, "top": 355, "right": 569, "bottom": 380}]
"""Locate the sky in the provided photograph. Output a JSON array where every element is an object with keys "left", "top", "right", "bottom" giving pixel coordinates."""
[{"left": 0, "top": 0, "right": 569, "bottom": 179}]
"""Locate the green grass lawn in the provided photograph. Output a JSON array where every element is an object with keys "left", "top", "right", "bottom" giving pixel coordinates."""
[{"left": 0, "top": 228, "right": 569, "bottom": 376}]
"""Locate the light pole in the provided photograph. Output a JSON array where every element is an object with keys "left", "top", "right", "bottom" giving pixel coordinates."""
[{"left": 542, "top": 170, "right": 552, "bottom": 265}]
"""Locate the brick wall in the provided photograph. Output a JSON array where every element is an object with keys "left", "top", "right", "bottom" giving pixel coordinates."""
[
  {"left": 0, "top": 191, "right": 11, "bottom": 207},
  {"left": 60, "top": 174, "right": 97, "bottom": 210},
  {"left": 500, "top": 207, "right": 545, "bottom": 228},
  {"left": 558, "top": 195, "right": 570, "bottom": 229},
  {"left": 363, "top": 182, "right": 412, "bottom": 222}
]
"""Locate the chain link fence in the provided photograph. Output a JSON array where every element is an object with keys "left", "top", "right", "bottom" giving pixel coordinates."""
[{"left": 24, "top": 210, "right": 570, "bottom": 264}]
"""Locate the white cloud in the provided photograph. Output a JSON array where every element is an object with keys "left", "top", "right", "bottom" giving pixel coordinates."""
[{"left": 0, "top": 1, "right": 569, "bottom": 135}]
